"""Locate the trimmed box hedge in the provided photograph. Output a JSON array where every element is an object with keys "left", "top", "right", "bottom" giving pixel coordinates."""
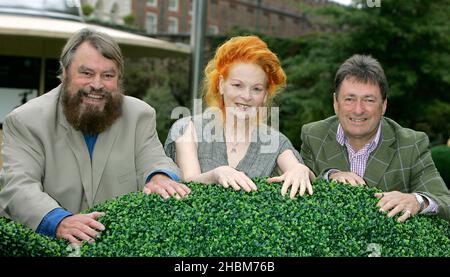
[{"left": 1, "top": 178, "right": 449, "bottom": 257}]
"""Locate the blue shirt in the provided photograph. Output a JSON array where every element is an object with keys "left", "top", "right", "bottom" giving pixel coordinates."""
[
  {"left": 84, "top": 134, "right": 98, "bottom": 160},
  {"left": 36, "top": 134, "right": 180, "bottom": 237}
]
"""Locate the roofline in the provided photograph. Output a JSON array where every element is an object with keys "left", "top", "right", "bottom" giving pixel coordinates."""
[{"left": 0, "top": 14, "right": 191, "bottom": 58}]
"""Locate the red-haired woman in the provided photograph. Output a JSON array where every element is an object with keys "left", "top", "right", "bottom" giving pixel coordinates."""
[{"left": 165, "top": 36, "right": 314, "bottom": 198}]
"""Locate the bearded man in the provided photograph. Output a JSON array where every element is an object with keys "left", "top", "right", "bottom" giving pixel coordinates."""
[{"left": 0, "top": 28, "right": 190, "bottom": 244}]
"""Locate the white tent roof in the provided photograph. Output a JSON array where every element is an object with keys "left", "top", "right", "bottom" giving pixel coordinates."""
[{"left": 0, "top": 14, "right": 191, "bottom": 58}]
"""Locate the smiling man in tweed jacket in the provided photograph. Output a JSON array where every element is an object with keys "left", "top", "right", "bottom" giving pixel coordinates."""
[{"left": 301, "top": 54, "right": 450, "bottom": 222}]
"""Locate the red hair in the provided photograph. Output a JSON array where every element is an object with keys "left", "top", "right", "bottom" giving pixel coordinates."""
[{"left": 203, "top": 36, "right": 286, "bottom": 112}]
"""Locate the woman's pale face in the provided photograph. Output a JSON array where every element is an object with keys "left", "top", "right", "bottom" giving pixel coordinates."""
[{"left": 219, "top": 62, "right": 268, "bottom": 119}]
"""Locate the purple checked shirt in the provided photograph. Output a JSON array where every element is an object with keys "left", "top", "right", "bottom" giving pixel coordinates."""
[{"left": 336, "top": 123, "right": 381, "bottom": 178}]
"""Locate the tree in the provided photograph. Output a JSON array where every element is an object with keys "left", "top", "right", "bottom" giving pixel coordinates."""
[
  {"left": 342, "top": 0, "right": 450, "bottom": 144},
  {"left": 81, "top": 3, "right": 94, "bottom": 17},
  {"left": 281, "top": 0, "right": 450, "bottom": 148},
  {"left": 122, "top": 14, "right": 135, "bottom": 26},
  {"left": 123, "top": 57, "right": 191, "bottom": 142}
]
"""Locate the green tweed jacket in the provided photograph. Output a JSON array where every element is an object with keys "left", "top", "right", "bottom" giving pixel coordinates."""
[{"left": 301, "top": 116, "right": 450, "bottom": 222}]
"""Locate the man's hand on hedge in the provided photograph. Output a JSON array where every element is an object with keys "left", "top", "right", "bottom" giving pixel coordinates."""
[
  {"left": 56, "top": 212, "right": 105, "bottom": 245},
  {"left": 267, "top": 163, "right": 314, "bottom": 199},
  {"left": 330, "top": 171, "right": 366, "bottom": 186},
  {"left": 143, "top": 173, "right": 191, "bottom": 200},
  {"left": 374, "top": 191, "right": 420, "bottom": 222},
  {"left": 213, "top": 166, "right": 257, "bottom": 192}
]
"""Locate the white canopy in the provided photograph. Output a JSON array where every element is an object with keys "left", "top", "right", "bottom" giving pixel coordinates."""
[{"left": 0, "top": 14, "right": 191, "bottom": 58}]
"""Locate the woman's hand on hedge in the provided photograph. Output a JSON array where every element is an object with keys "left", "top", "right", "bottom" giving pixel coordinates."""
[
  {"left": 267, "top": 163, "right": 313, "bottom": 199},
  {"left": 375, "top": 191, "right": 420, "bottom": 222},
  {"left": 213, "top": 166, "right": 257, "bottom": 192},
  {"left": 56, "top": 212, "right": 105, "bottom": 245}
]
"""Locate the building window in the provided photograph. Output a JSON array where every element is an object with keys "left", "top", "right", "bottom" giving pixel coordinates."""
[
  {"left": 146, "top": 12, "right": 158, "bottom": 34},
  {"left": 95, "top": 0, "right": 104, "bottom": 19},
  {"left": 211, "top": 0, "right": 218, "bottom": 18},
  {"left": 147, "top": 0, "right": 157, "bottom": 7},
  {"left": 0, "top": 56, "right": 42, "bottom": 125},
  {"left": 110, "top": 2, "right": 119, "bottom": 23},
  {"left": 168, "top": 0, "right": 178, "bottom": 11},
  {"left": 168, "top": 17, "right": 179, "bottom": 34}
]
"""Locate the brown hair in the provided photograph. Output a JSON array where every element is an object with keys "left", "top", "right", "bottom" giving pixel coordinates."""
[{"left": 335, "top": 54, "right": 388, "bottom": 100}]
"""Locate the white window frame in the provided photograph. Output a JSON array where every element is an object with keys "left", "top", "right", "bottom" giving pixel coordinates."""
[
  {"left": 146, "top": 12, "right": 158, "bottom": 34},
  {"left": 110, "top": 2, "right": 119, "bottom": 23},
  {"left": 146, "top": 0, "right": 157, "bottom": 7},
  {"left": 168, "top": 16, "right": 179, "bottom": 34},
  {"left": 168, "top": 0, "right": 179, "bottom": 11},
  {"left": 95, "top": 0, "right": 104, "bottom": 19}
]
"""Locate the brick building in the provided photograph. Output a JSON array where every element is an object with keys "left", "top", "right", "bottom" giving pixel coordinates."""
[
  {"left": 132, "top": 0, "right": 329, "bottom": 38},
  {"left": 81, "top": 0, "right": 133, "bottom": 25}
]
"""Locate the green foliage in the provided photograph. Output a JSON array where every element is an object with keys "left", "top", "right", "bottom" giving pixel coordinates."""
[
  {"left": 431, "top": 145, "right": 450, "bottom": 187},
  {"left": 277, "top": 33, "right": 344, "bottom": 148},
  {"left": 85, "top": 18, "right": 145, "bottom": 33},
  {"left": 0, "top": 217, "right": 68, "bottom": 256},
  {"left": 142, "top": 84, "right": 180, "bottom": 143},
  {"left": 1, "top": 179, "right": 449, "bottom": 257},
  {"left": 341, "top": 0, "right": 450, "bottom": 144},
  {"left": 280, "top": 0, "right": 450, "bottom": 147},
  {"left": 208, "top": 27, "right": 302, "bottom": 62},
  {"left": 419, "top": 100, "right": 450, "bottom": 144},
  {"left": 122, "top": 13, "right": 136, "bottom": 26},
  {"left": 81, "top": 4, "right": 94, "bottom": 17},
  {"left": 123, "top": 57, "right": 191, "bottom": 142}
]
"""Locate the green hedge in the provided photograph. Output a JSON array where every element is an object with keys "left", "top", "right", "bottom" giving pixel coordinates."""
[
  {"left": 431, "top": 145, "right": 450, "bottom": 187},
  {"left": 0, "top": 217, "right": 68, "bottom": 256},
  {"left": 1, "top": 179, "right": 449, "bottom": 257}
]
